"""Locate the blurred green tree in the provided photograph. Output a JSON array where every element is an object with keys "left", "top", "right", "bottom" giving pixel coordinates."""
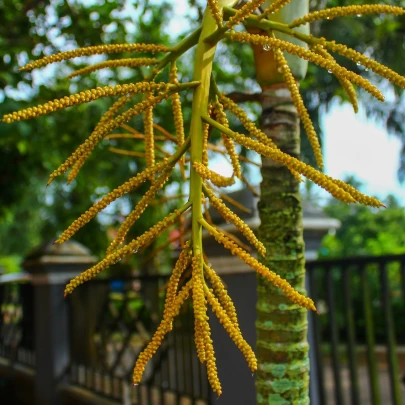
[
  {"left": 3, "top": 0, "right": 405, "bottom": 260},
  {"left": 321, "top": 178, "right": 405, "bottom": 257},
  {"left": 0, "top": 1, "right": 175, "bottom": 258},
  {"left": 301, "top": 0, "right": 405, "bottom": 173}
]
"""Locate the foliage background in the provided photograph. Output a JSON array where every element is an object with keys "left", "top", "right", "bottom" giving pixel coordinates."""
[{"left": 1, "top": 0, "right": 405, "bottom": 270}]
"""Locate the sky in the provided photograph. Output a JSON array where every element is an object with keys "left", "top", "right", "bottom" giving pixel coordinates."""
[
  {"left": 322, "top": 104, "right": 405, "bottom": 203},
  {"left": 212, "top": 102, "right": 405, "bottom": 205}
]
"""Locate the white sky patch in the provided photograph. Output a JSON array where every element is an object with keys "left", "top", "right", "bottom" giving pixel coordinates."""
[
  {"left": 323, "top": 103, "right": 405, "bottom": 202},
  {"left": 152, "top": 0, "right": 197, "bottom": 39},
  {"left": 219, "top": 102, "right": 405, "bottom": 204}
]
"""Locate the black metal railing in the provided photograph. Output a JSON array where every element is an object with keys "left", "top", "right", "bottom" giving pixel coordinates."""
[
  {"left": 1, "top": 254, "right": 404, "bottom": 405},
  {"left": 307, "top": 254, "right": 405, "bottom": 405},
  {"left": 0, "top": 282, "right": 35, "bottom": 369},
  {"left": 68, "top": 274, "right": 211, "bottom": 405}
]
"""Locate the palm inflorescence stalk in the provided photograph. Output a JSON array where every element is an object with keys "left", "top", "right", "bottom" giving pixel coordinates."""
[{"left": 3, "top": 0, "right": 405, "bottom": 395}]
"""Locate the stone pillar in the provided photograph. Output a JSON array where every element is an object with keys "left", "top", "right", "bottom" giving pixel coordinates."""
[{"left": 23, "top": 240, "right": 96, "bottom": 405}]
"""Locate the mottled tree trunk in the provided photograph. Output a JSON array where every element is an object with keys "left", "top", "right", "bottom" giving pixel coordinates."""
[
  {"left": 252, "top": 2, "right": 310, "bottom": 404},
  {"left": 256, "top": 86, "right": 309, "bottom": 404}
]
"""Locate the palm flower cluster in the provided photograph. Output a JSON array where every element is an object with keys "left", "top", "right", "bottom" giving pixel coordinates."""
[{"left": 3, "top": 0, "right": 405, "bottom": 396}]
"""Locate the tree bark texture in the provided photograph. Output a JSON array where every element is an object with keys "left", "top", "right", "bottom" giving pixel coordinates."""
[
  {"left": 253, "top": 2, "right": 311, "bottom": 403},
  {"left": 256, "top": 85, "right": 309, "bottom": 405}
]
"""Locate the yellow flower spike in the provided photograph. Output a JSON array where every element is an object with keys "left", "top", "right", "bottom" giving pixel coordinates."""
[
  {"left": 194, "top": 225, "right": 208, "bottom": 367},
  {"left": 207, "top": 0, "right": 223, "bottom": 27},
  {"left": 203, "top": 263, "right": 240, "bottom": 331},
  {"left": 203, "top": 115, "right": 356, "bottom": 203},
  {"left": 101, "top": 96, "right": 134, "bottom": 127},
  {"left": 218, "top": 92, "right": 310, "bottom": 179},
  {"left": 260, "top": 0, "right": 292, "bottom": 19},
  {"left": 213, "top": 100, "right": 242, "bottom": 179},
  {"left": 19, "top": 43, "right": 170, "bottom": 72},
  {"left": 273, "top": 48, "right": 324, "bottom": 169},
  {"left": 107, "top": 168, "right": 173, "bottom": 255},
  {"left": 192, "top": 255, "right": 207, "bottom": 323},
  {"left": 338, "top": 80, "right": 358, "bottom": 114},
  {"left": 218, "top": 92, "right": 276, "bottom": 149},
  {"left": 47, "top": 91, "right": 170, "bottom": 185},
  {"left": 67, "top": 95, "right": 132, "bottom": 184},
  {"left": 206, "top": 203, "right": 254, "bottom": 254},
  {"left": 192, "top": 254, "right": 208, "bottom": 363},
  {"left": 64, "top": 203, "right": 191, "bottom": 296},
  {"left": 164, "top": 242, "right": 191, "bottom": 331},
  {"left": 289, "top": 169, "right": 303, "bottom": 183},
  {"left": 141, "top": 228, "right": 187, "bottom": 264},
  {"left": 202, "top": 322, "right": 222, "bottom": 396},
  {"left": 67, "top": 159, "right": 85, "bottom": 185},
  {"left": 203, "top": 184, "right": 266, "bottom": 256},
  {"left": 202, "top": 122, "right": 210, "bottom": 166},
  {"left": 213, "top": 187, "right": 252, "bottom": 215},
  {"left": 193, "top": 162, "right": 235, "bottom": 187},
  {"left": 227, "top": 0, "right": 267, "bottom": 29},
  {"left": 226, "top": 31, "right": 385, "bottom": 102},
  {"left": 144, "top": 94, "right": 155, "bottom": 169},
  {"left": 326, "top": 176, "right": 385, "bottom": 208},
  {"left": 5, "top": 81, "right": 198, "bottom": 185},
  {"left": 215, "top": 223, "right": 253, "bottom": 253},
  {"left": 202, "top": 104, "right": 213, "bottom": 167},
  {"left": 313, "top": 45, "right": 358, "bottom": 113},
  {"left": 133, "top": 281, "right": 193, "bottom": 385},
  {"left": 289, "top": 5, "right": 405, "bottom": 28},
  {"left": 200, "top": 218, "right": 317, "bottom": 312},
  {"left": 205, "top": 287, "right": 257, "bottom": 373},
  {"left": 67, "top": 58, "right": 159, "bottom": 78},
  {"left": 57, "top": 162, "right": 167, "bottom": 244},
  {"left": 323, "top": 40, "right": 405, "bottom": 90},
  {"left": 2, "top": 82, "right": 169, "bottom": 123},
  {"left": 170, "top": 63, "right": 186, "bottom": 177},
  {"left": 233, "top": 131, "right": 353, "bottom": 202},
  {"left": 194, "top": 319, "right": 206, "bottom": 363}
]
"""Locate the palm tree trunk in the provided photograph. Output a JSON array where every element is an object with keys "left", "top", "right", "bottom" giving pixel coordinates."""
[
  {"left": 256, "top": 86, "right": 309, "bottom": 404},
  {"left": 252, "top": 2, "right": 311, "bottom": 404}
]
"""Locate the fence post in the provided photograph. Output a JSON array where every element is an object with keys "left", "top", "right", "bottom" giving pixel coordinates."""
[{"left": 23, "top": 240, "right": 96, "bottom": 405}]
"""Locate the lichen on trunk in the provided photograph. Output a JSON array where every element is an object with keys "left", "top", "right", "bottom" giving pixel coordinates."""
[{"left": 256, "top": 85, "right": 309, "bottom": 404}]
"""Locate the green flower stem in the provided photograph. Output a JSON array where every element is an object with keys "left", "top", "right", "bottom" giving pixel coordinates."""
[
  {"left": 204, "top": 25, "right": 228, "bottom": 46},
  {"left": 172, "top": 200, "right": 193, "bottom": 216},
  {"left": 201, "top": 182, "right": 211, "bottom": 197},
  {"left": 222, "top": 7, "right": 325, "bottom": 49},
  {"left": 199, "top": 217, "right": 217, "bottom": 234},
  {"left": 166, "top": 135, "right": 191, "bottom": 168},
  {"left": 189, "top": 9, "right": 219, "bottom": 259},
  {"left": 201, "top": 114, "right": 234, "bottom": 136},
  {"left": 167, "top": 81, "right": 201, "bottom": 94},
  {"left": 147, "top": 28, "right": 202, "bottom": 80}
]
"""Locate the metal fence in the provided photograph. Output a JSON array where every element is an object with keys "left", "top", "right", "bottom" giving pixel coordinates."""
[
  {"left": 0, "top": 282, "right": 35, "bottom": 369},
  {"left": 307, "top": 254, "right": 405, "bottom": 405},
  {"left": 68, "top": 275, "right": 211, "bottom": 405},
  {"left": 1, "top": 253, "right": 405, "bottom": 405}
]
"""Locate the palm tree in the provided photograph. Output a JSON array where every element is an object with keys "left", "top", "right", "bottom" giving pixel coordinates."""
[
  {"left": 250, "top": 2, "right": 313, "bottom": 402},
  {"left": 4, "top": 1, "right": 402, "bottom": 402}
]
